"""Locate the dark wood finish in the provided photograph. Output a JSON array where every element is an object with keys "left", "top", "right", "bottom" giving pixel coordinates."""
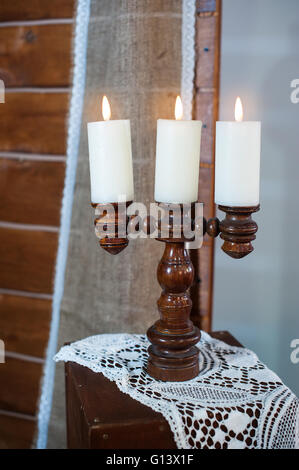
[
  {"left": 147, "top": 203, "right": 200, "bottom": 382},
  {"left": 0, "top": 158, "right": 65, "bottom": 225},
  {"left": 93, "top": 199, "right": 259, "bottom": 380},
  {"left": 0, "top": 294, "right": 51, "bottom": 357},
  {"left": 0, "top": 227, "right": 57, "bottom": 293},
  {"left": 0, "top": 414, "right": 36, "bottom": 449},
  {"left": 66, "top": 331, "right": 241, "bottom": 449},
  {"left": 217, "top": 205, "right": 260, "bottom": 259},
  {"left": 204, "top": 206, "right": 260, "bottom": 258},
  {"left": 92, "top": 201, "right": 133, "bottom": 255},
  {"left": 0, "top": 357, "right": 42, "bottom": 415},
  {"left": 0, "top": 1, "right": 75, "bottom": 21},
  {"left": 210, "top": 330, "right": 243, "bottom": 347},
  {"left": 205, "top": 217, "right": 220, "bottom": 238},
  {"left": 0, "top": 24, "right": 73, "bottom": 87},
  {"left": 92, "top": 202, "right": 201, "bottom": 381},
  {"left": 0, "top": 92, "right": 69, "bottom": 154},
  {"left": 66, "top": 361, "right": 175, "bottom": 449},
  {"left": 92, "top": 198, "right": 258, "bottom": 379},
  {"left": 147, "top": 241, "right": 200, "bottom": 381}
]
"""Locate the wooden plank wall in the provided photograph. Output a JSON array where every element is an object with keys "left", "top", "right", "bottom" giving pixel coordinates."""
[
  {"left": 190, "top": 0, "right": 221, "bottom": 331},
  {"left": 0, "top": 1, "right": 75, "bottom": 448}
]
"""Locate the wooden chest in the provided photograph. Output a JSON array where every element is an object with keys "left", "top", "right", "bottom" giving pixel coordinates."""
[{"left": 65, "top": 331, "right": 242, "bottom": 449}]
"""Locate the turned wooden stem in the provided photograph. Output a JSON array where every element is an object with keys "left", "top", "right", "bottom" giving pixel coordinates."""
[{"left": 147, "top": 204, "right": 200, "bottom": 382}]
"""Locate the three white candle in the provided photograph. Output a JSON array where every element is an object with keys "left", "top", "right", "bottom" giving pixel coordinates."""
[
  {"left": 88, "top": 95, "right": 261, "bottom": 209},
  {"left": 154, "top": 96, "right": 202, "bottom": 204},
  {"left": 87, "top": 96, "right": 134, "bottom": 203},
  {"left": 215, "top": 97, "right": 261, "bottom": 207}
]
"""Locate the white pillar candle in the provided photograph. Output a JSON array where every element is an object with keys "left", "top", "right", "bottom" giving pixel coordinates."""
[
  {"left": 215, "top": 97, "right": 261, "bottom": 207},
  {"left": 87, "top": 96, "right": 134, "bottom": 203},
  {"left": 154, "top": 96, "right": 202, "bottom": 204}
]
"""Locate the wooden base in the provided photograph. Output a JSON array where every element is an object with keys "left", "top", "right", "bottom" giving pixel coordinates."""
[{"left": 147, "top": 342, "right": 200, "bottom": 382}]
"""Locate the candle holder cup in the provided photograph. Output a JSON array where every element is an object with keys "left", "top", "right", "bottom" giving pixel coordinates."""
[
  {"left": 92, "top": 201, "right": 133, "bottom": 255},
  {"left": 91, "top": 201, "right": 260, "bottom": 381},
  {"left": 206, "top": 205, "right": 260, "bottom": 259}
]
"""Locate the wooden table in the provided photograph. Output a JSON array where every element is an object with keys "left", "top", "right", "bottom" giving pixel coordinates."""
[{"left": 65, "top": 331, "right": 242, "bottom": 449}]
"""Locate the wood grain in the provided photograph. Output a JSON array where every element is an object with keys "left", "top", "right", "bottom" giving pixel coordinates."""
[
  {"left": 0, "top": 227, "right": 57, "bottom": 293},
  {"left": 0, "top": 413, "right": 36, "bottom": 449},
  {"left": 199, "top": 165, "right": 214, "bottom": 219},
  {"left": 0, "top": 158, "right": 65, "bottom": 225},
  {"left": 0, "top": 357, "right": 42, "bottom": 415},
  {"left": 0, "top": 294, "right": 51, "bottom": 357},
  {"left": 192, "top": 0, "right": 221, "bottom": 330},
  {"left": 0, "top": 1, "right": 75, "bottom": 21},
  {"left": 0, "top": 92, "right": 69, "bottom": 154},
  {"left": 0, "top": 0, "right": 76, "bottom": 450},
  {"left": 218, "top": 205, "right": 260, "bottom": 259},
  {"left": 198, "top": 243, "right": 214, "bottom": 330},
  {"left": 190, "top": 242, "right": 214, "bottom": 331},
  {"left": 197, "top": 0, "right": 217, "bottom": 13},
  {"left": 195, "top": 15, "right": 218, "bottom": 89},
  {"left": 0, "top": 24, "right": 73, "bottom": 87},
  {"left": 197, "top": 93, "right": 216, "bottom": 165}
]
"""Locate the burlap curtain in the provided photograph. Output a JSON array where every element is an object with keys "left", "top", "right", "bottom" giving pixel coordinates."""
[{"left": 47, "top": 0, "right": 184, "bottom": 448}]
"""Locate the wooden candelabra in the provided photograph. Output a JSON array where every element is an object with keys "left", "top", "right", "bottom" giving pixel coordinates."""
[{"left": 92, "top": 201, "right": 259, "bottom": 382}]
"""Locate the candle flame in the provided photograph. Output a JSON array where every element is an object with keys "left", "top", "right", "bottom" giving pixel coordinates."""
[
  {"left": 175, "top": 95, "right": 183, "bottom": 120},
  {"left": 234, "top": 96, "right": 243, "bottom": 122},
  {"left": 102, "top": 95, "right": 111, "bottom": 121}
]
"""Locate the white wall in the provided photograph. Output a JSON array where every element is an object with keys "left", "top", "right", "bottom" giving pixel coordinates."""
[{"left": 213, "top": 0, "right": 299, "bottom": 396}]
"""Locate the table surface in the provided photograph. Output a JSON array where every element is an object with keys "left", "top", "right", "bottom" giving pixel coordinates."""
[{"left": 66, "top": 331, "right": 242, "bottom": 439}]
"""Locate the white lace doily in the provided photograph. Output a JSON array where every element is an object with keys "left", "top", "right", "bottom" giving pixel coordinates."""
[{"left": 54, "top": 332, "right": 299, "bottom": 449}]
